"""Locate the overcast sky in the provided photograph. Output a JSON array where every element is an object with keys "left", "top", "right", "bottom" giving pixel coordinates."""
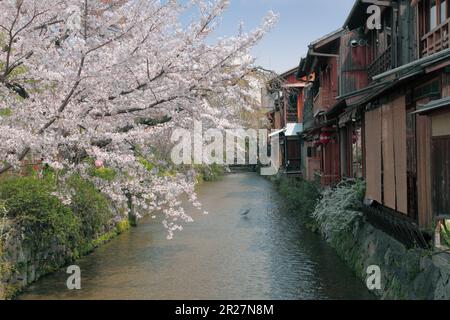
[{"left": 211, "top": 0, "right": 356, "bottom": 73}]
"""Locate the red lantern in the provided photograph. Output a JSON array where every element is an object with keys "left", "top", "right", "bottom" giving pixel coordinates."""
[{"left": 319, "top": 132, "right": 331, "bottom": 145}]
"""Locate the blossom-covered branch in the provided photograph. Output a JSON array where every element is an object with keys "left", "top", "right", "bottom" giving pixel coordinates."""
[{"left": 0, "top": 0, "right": 277, "bottom": 238}]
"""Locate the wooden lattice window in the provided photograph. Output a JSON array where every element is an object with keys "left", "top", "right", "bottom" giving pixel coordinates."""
[{"left": 420, "top": 0, "right": 450, "bottom": 56}]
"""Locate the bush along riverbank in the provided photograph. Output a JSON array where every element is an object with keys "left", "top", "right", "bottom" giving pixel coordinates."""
[
  {"left": 0, "top": 174, "right": 131, "bottom": 300},
  {"left": 269, "top": 174, "right": 321, "bottom": 230},
  {"left": 194, "top": 163, "right": 225, "bottom": 183},
  {"left": 272, "top": 175, "right": 450, "bottom": 300}
]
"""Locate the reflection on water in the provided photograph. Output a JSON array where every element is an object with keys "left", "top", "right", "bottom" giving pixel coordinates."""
[{"left": 19, "top": 173, "right": 374, "bottom": 300}]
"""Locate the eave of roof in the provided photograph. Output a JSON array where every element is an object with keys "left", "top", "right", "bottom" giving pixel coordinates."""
[
  {"left": 343, "top": 0, "right": 364, "bottom": 29},
  {"left": 310, "top": 28, "right": 344, "bottom": 50},
  {"left": 279, "top": 66, "right": 300, "bottom": 79},
  {"left": 298, "top": 28, "right": 343, "bottom": 77},
  {"left": 325, "top": 99, "right": 347, "bottom": 117},
  {"left": 337, "top": 48, "right": 450, "bottom": 108},
  {"left": 411, "top": 96, "right": 450, "bottom": 114}
]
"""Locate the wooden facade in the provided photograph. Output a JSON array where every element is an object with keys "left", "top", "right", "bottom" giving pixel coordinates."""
[
  {"left": 298, "top": 29, "right": 343, "bottom": 186},
  {"left": 264, "top": 0, "right": 450, "bottom": 246},
  {"left": 266, "top": 67, "right": 306, "bottom": 174},
  {"left": 339, "top": 0, "right": 450, "bottom": 234}
]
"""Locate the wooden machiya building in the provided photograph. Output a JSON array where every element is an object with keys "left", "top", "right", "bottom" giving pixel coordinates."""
[
  {"left": 329, "top": 0, "right": 450, "bottom": 247},
  {"left": 264, "top": 0, "right": 450, "bottom": 246},
  {"left": 298, "top": 29, "right": 347, "bottom": 186},
  {"left": 265, "top": 67, "right": 306, "bottom": 175}
]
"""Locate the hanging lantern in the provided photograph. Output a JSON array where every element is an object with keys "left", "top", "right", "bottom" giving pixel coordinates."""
[{"left": 319, "top": 132, "right": 331, "bottom": 145}]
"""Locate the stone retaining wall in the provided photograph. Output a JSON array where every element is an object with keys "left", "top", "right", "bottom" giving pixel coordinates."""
[
  {"left": 330, "top": 217, "right": 450, "bottom": 299},
  {"left": 0, "top": 218, "right": 130, "bottom": 299}
]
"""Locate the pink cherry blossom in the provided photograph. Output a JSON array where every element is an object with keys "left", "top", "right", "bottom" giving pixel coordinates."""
[
  {"left": 0, "top": 0, "right": 277, "bottom": 237},
  {"left": 95, "top": 159, "right": 104, "bottom": 168}
]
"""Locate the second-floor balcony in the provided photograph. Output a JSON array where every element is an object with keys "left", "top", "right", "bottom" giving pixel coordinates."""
[
  {"left": 421, "top": 18, "right": 450, "bottom": 57},
  {"left": 367, "top": 46, "right": 392, "bottom": 81}
]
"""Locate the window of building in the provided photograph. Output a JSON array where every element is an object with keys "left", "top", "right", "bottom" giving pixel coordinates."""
[
  {"left": 430, "top": 0, "right": 438, "bottom": 30},
  {"left": 413, "top": 79, "right": 441, "bottom": 101},
  {"left": 441, "top": 0, "right": 448, "bottom": 23},
  {"left": 288, "top": 92, "right": 298, "bottom": 114},
  {"left": 424, "top": 0, "right": 449, "bottom": 32}
]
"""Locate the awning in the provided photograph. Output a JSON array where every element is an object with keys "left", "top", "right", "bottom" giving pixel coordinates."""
[
  {"left": 411, "top": 96, "right": 450, "bottom": 115},
  {"left": 285, "top": 123, "right": 303, "bottom": 137},
  {"left": 269, "top": 124, "right": 303, "bottom": 138},
  {"left": 339, "top": 108, "right": 359, "bottom": 127},
  {"left": 326, "top": 99, "right": 347, "bottom": 117},
  {"left": 269, "top": 128, "right": 285, "bottom": 137}
]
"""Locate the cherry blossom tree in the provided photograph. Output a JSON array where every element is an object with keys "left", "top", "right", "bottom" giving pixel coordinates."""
[{"left": 0, "top": 0, "right": 276, "bottom": 238}]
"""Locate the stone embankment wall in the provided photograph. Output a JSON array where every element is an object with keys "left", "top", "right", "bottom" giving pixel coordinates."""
[
  {"left": 0, "top": 217, "right": 130, "bottom": 300},
  {"left": 329, "top": 218, "right": 450, "bottom": 300}
]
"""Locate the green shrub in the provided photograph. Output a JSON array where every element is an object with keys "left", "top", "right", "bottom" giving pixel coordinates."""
[
  {"left": 0, "top": 108, "right": 12, "bottom": 117},
  {"left": 0, "top": 199, "right": 7, "bottom": 271},
  {"left": 66, "top": 175, "right": 114, "bottom": 242},
  {"left": 138, "top": 157, "right": 177, "bottom": 177},
  {"left": 196, "top": 164, "right": 225, "bottom": 182},
  {"left": 0, "top": 176, "right": 80, "bottom": 248},
  {"left": 440, "top": 220, "right": 450, "bottom": 247},
  {"left": 0, "top": 174, "right": 130, "bottom": 297},
  {"left": 138, "top": 157, "right": 156, "bottom": 172},
  {"left": 116, "top": 219, "right": 130, "bottom": 234},
  {"left": 90, "top": 167, "right": 117, "bottom": 181},
  {"left": 0, "top": 174, "right": 120, "bottom": 257},
  {"left": 0, "top": 199, "right": 6, "bottom": 226},
  {"left": 277, "top": 176, "right": 321, "bottom": 216}
]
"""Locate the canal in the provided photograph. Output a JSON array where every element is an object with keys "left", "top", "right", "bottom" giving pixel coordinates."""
[{"left": 19, "top": 173, "right": 374, "bottom": 300}]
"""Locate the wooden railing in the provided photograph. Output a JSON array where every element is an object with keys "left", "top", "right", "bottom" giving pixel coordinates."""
[
  {"left": 362, "top": 201, "right": 431, "bottom": 249},
  {"left": 367, "top": 46, "right": 392, "bottom": 81},
  {"left": 421, "top": 19, "right": 450, "bottom": 57}
]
